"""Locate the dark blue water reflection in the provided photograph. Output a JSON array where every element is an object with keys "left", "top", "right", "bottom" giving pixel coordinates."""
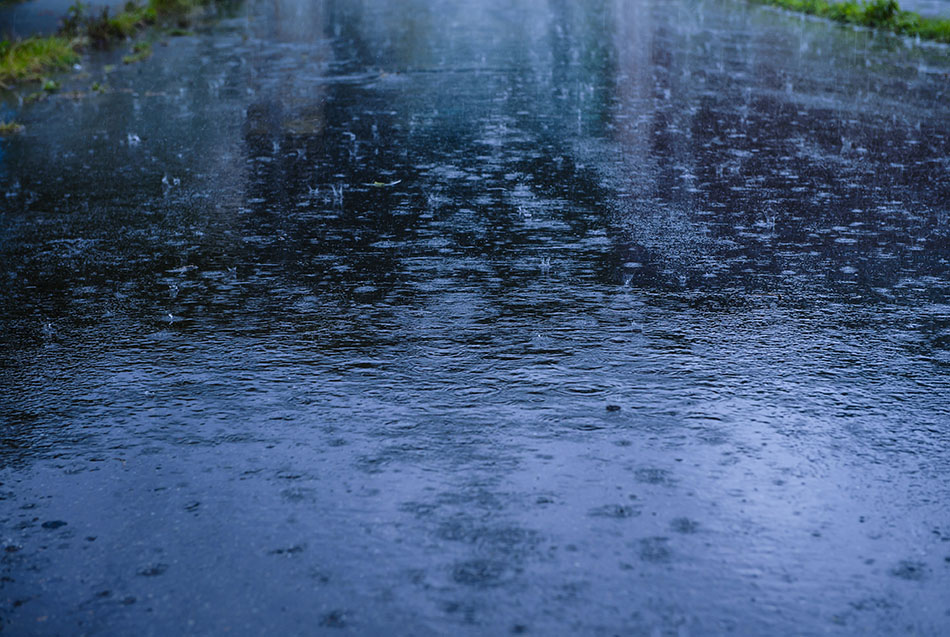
[{"left": 1, "top": 0, "right": 949, "bottom": 634}]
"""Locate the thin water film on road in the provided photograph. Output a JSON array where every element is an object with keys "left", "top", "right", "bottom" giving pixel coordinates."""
[{"left": 1, "top": 0, "right": 949, "bottom": 634}]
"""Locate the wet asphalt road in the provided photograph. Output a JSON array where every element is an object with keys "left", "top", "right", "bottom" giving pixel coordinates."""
[{"left": 1, "top": 0, "right": 950, "bottom": 634}]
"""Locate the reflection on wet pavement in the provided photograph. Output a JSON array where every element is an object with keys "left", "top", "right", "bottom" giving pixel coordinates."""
[{"left": 1, "top": 0, "right": 949, "bottom": 634}]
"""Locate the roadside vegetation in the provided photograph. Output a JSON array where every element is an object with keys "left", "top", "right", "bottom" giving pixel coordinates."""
[
  {"left": 122, "top": 41, "right": 152, "bottom": 64},
  {"left": 0, "top": 37, "right": 79, "bottom": 85},
  {"left": 750, "top": 0, "right": 950, "bottom": 43},
  {"left": 0, "top": 0, "right": 217, "bottom": 86},
  {"left": 0, "top": 120, "right": 24, "bottom": 135}
]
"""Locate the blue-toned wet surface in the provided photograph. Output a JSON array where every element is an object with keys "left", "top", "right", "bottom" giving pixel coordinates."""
[
  {"left": 1, "top": 0, "right": 950, "bottom": 634},
  {"left": 0, "top": 0, "right": 128, "bottom": 38}
]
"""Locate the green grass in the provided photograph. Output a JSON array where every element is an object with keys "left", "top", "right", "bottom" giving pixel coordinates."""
[
  {"left": 0, "top": 120, "right": 25, "bottom": 135},
  {"left": 122, "top": 41, "right": 152, "bottom": 64},
  {"left": 150, "top": 0, "right": 207, "bottom": 14},
  {"left": 86, "top": 5, "right": 157, "bottom": 46},
  {"left": 1, "top": 0, "right": 218, "bottom": 85},
  {"left": 750, "top": 0, "right": 950, "bottom": 43},
  {"left": 0, "top": 37, "right": 79, "bottom": 85},
  {"left": 66, "top": 0, "right": 212, "bottom": 46}
]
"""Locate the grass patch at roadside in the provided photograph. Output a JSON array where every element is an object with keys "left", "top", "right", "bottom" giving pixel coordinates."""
[
  {"left": 0, "top": 120, "right": 24, "bottom": 135},
  {"left": 0, "top": 0, "right": 218, "bottom": 85},
  {"left": 61, "top": 1, "right": 158, "bottom": 47},
  {"left": 122, "top": 41, "right": 152, "bottom": 64},
  {"left": 0, "top": 37, "right": 80, "bottom": 85},
  {"left": 750, "top": 0, "right": 950, "bottom": 43}
]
